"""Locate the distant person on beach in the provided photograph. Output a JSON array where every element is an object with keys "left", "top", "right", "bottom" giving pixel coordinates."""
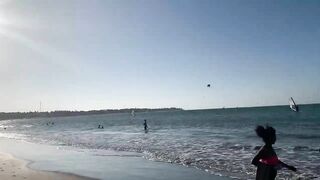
[
  {"left": 143, "top": 119, "right": 148, "bottom": 133},
  {"left": 252, "top": 125, "right": 296, "bottom": 180}
]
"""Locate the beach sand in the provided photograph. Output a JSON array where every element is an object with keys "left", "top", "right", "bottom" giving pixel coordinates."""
[
  {"left": 0, "top": 153, "right": 91, "bottom": 180},
  {"left": 0, "top": 138, "right": 231, "bottom": 180}
]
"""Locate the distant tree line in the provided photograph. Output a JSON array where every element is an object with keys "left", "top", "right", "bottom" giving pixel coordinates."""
[{"left": 0, "top": 108, "right": 183, "bottom": 120}]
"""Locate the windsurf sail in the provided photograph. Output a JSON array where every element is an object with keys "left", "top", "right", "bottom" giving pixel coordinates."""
[
  {"left": 131, "top": 110, "right": 135, "bottom": 117},
  {"left": 289, "top": 97, "right": 299, "bottom": 112}
]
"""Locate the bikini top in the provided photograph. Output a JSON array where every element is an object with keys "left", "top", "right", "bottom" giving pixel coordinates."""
[{"left": 259, "top": 156, "right": 279, "bottom": 165}]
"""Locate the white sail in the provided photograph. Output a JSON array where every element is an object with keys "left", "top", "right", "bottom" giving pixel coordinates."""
[{"left": 289, "top": 97, "right": 299, "bottom": 112}]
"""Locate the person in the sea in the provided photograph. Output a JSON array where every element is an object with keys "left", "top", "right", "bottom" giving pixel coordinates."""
[
  {"left": 98, "top": 125, "right": 104, "bottom": 129},
  {"left": 252, "top": 125, "right": 296, "bottom": 180},
  {"left": 143, "top": 119, "right": 148, "bottom": 132}
]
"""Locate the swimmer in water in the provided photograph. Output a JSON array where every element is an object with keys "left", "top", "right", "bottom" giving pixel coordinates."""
[
  {"left": 252, "top": 125, "right": 296, "bottom": 180},
  {"left": 143, "top": 119, "right": 148, "bottom": 133}
]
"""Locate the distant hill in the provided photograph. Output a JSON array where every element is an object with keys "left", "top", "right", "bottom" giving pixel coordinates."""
[{"left": 0, "top": 108, "right": 183, "bottom": 120}]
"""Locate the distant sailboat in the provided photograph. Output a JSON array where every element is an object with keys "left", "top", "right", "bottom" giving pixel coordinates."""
[{"left": 289, "top": 97, "right": 299, "bottom": 112}]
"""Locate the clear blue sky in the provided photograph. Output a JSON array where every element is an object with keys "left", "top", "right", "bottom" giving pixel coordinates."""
[{"left": 0, "top": 0, "right": 319, "bottom": 111}]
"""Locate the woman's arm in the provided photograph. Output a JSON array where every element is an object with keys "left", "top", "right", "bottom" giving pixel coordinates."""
[
  {"left": 252, "top": 147, "right": 264, "bottom": 166},
  {"left": 279, "top": 161, "right": 297, "bottom": 171}
]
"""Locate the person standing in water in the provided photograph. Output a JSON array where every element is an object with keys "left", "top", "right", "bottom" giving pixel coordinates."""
[
  {"left": 143, "top": 119, "right": 148, "bottom": 133},
  {"left": 252, "top": 125, "right": 296, "bottom": 180}
]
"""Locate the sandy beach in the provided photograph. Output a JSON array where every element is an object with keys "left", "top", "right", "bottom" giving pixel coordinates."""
[
  {"left": 0, "top": 138, "right": 231, "bottom": 180},
  {"left": 0, "top": 152, "right": 92, "bottom": 180}
]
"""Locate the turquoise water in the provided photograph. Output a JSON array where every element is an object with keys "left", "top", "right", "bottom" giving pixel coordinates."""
[{"left": 0, "top": 104, "right": 319, "bottom": 179}]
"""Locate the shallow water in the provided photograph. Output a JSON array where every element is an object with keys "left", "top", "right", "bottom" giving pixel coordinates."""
[
  {"left": 0, "top": 104, "right": 319, "bottom": 179},
  {"left": 0, "top": 138, "right": 229, "bottom": 180}
]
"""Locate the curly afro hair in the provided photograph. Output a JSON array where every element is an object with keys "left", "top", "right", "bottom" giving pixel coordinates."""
[{"left": 255, "top": 125, "right": 276, "bottom": 144}]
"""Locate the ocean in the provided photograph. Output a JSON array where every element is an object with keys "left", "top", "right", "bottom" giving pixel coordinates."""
[{"left": 0, "top": 104, "right": 319, "bottom": 179}]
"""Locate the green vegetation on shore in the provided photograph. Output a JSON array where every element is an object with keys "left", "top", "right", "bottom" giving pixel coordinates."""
[{"left": 0, "top": 108, "right": 183, "bottom": 120}]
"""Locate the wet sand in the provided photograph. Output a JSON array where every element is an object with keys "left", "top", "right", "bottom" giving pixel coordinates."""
[
  {"left": 0, "top": 138, "right": 231, "bottom": 180},
  {"left": 0, "top": 153, "right": 92, "bottom": 180}
]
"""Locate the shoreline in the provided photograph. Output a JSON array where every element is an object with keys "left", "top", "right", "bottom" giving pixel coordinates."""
[
  {"left": 0, "top": 152, "right": 94, "bottom": 180},
  {"left": 0, "top": 138, "right": 231, "bottom": 180},
  {"left": 0, "top": 108, "right": 183, "bottom": 121}
]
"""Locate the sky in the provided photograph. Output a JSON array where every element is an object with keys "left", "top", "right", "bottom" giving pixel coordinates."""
[{"left": 0, "top": 0, "right": 319, "bottom": 112}]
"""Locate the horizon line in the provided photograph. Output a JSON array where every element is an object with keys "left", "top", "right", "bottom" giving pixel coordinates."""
[
  {"left": 1, "top": 102, "right": 319, "bottom": 114},
  {"left": 188, "top": 102, "right": 320, "bottom": 111}
]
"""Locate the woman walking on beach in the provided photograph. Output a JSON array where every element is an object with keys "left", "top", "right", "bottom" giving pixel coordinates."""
[{"left": 252, "top": 125, "right": 296, "bottom": 180}]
